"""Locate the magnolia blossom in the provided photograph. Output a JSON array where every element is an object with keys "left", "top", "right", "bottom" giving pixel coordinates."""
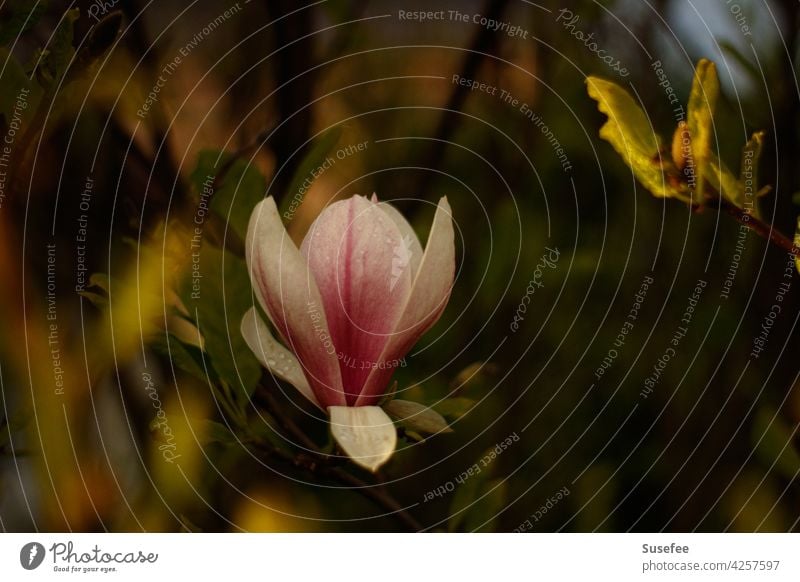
[{"left": 242, "top": 194, "right": 455, "bottom": 471}]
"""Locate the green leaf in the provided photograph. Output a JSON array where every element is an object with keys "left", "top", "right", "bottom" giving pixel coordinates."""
[
  {"left": 151, "top": 332, "right": 209, "bottom": 384},
  {"left": 586, "top": 76, "right": 681, "bottom": 200},
  {"left": 280, "top": 127, "right": 342, "bottom": 218},
  {"left": 245, "top": 413, "right": 297, "bottom": 456},
  {"left": 0, "top": 0, "right": 48, "bottom": 47},
  {"left": 190, "top": 150, "right": 225, "bottom": 191},
  {"left": 191, "top": 150, "right": 267, "bottom": 242},
  {"left": 197, "top": 420, "right": 238, "bottom": 446},
  {"left": 180, "top": 245, "right": 262, "bottom": 401},
  {"left": 686, "top": 59, "right": 719, "bottom": 205},
  {"left": 383, "top": 399, "right": 452, "bottom": 435}
]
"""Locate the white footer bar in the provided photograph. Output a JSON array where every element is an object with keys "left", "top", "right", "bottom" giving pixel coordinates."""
[{"left": 1, "top": 533, "right": 797, "bottom": 581}]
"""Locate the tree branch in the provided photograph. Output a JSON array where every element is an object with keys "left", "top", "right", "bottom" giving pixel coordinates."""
[
  {"left": 701, "top": 197, "right": 799, "bottom": 258},
  {"left": 411, "top": 0, "right": 512, "bottom": 202},
  {"left": 253, "top": 386, "right": 423, "bottom": 531}
]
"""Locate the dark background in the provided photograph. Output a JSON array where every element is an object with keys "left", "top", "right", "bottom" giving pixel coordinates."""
[{"left": 1, "top": 0, "right": 799, "bottom": 532}]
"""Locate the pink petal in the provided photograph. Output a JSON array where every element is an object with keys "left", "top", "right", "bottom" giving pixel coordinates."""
[
  {"left": 245, "top": 197, "right": 345, "bottom": 407},
  {"left": 355, "top": 197, "right": 455, "bottom": 406},
  {"left": 375, "top": 200, "right": 423, "bottom": 279},
  {"left": 300, "top": 196, "right": 413, "bottom": 405}
]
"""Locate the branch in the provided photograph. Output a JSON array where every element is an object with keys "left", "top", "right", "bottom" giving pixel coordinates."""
[
  {"left": 254, "top": 387, "right": 423, "bottom": 531},
  {"left": 257, "top": 388, "right": 327, "bottom": 455},
  {"left": 702, "top": 197, "right": 800, "bottom": 258},
  {"left": 411, "top": 0, "right": 512, "bottom": 202}
]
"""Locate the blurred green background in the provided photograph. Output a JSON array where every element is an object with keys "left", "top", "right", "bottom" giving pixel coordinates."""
[{"left": 1, "top": 0, "right": 799, "bottom": 532}]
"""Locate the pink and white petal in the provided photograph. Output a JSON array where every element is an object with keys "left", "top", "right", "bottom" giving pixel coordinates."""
[
  {"left": 300, "top": 196, "right": 413, "bottom": 404},
  {"left": 241, "top": 307, "right": 320, "bottom": 408},
  {"left": 356, "top": 196, "right": 455, "bottom": 406},
  {"left": 246, "top": 197, "right": 345, "bottom": 408},
  {"left": 372, "top": 198, "right": 423, "bottom": 279},
  {"left": 329, "top": 406, "right": 397, "bottom": 472}
]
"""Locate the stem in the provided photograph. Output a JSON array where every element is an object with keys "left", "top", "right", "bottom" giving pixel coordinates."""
[
  {"left": 325, "top": 466, "right": 423, "bottom": 532},
  {"left": 257, "top": 444, "right": 422, "bottom": 532},
  {"left": 254, "top": 387, "right": 422, "bottom": 531},
  {"left": 703, "top": 197, "right": 800, "bottom": 257},
  {"left": 258, "top": 388, "right": 325, "bottom": 455},
  {"left": 411, "top": 0, "right": 511, "bottom": 203}
]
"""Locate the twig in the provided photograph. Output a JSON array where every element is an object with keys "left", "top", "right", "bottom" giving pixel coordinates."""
[
  {"left": 701, "top": 197, "right": 800, "bottom": 258},
  {"left": 412, "top": 0, "right": 512, "bottom": 201},
  {"left": 257, "top": 387, "right": 325, "bottom": 455},
  {"left": 255, "top": 443, "right": 422, "bottom": 531},
  {"left": 325, "top": 465, "right": 423, "bottom": 532},
  {"left": 254, "top": 386, "right": 423, "bottom": 531},
  {"left": 263, "top": 0, "right": 315, "bottom": 197}
]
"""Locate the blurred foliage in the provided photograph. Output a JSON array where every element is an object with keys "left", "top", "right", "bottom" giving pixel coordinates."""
[{"left": 1, "top": 0, "right": 800, "bottom": 533}]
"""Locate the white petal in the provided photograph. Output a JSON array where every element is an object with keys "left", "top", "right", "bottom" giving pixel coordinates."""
[
  {"left": 241, "top": 307, "right": 320, "bottom": 408},
  {"left": 245, "top": 197, "right": 346, "bottom": 407},
  {"left": 329, "top": 406, "right": 397, "bottom": 472}
]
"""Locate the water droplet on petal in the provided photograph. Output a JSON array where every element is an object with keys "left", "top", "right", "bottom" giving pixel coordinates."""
[{"left": 267, "top": 359, "right": 276, "bottom": 367}]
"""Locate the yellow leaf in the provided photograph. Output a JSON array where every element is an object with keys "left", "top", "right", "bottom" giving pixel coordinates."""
[
  {"left": 738, "top": 131, "right": 764, "bottom": 219},
  {"left": 706, "top": 155, "right": 740, "bottom": 208},
  {"left": 794, "top": 217, "right": 800, "bottom": 274},
  {"left": 586, "top": 76, "right": 682, "bottom": 199},
  {"left": 687, "top": 59, "right": 719, "bottom": 204}
]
